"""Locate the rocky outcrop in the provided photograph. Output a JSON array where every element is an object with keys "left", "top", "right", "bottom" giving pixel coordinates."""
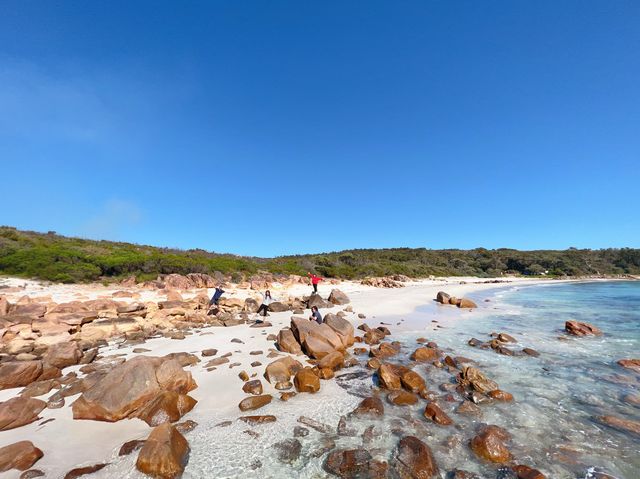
[
  {"left": 290, "top": 317, "right": 344, "bottom": 359},
  {"left": 0, "top": 397, "right": 46, "bottom": 431},
  {"left": 565, "top": 320, "right": 602, "bottom": 336},
  {"left": 136, "top": 423, "right": 189, "bottom": 479},
  {"left": 328, "top": 289, "right": 350, "bottom": 305},
  {"left": 72, "top": 356, "right": 197, "bottom": 422},
  {"left": 470, "top": 425, "right": 512, "bottom": 463},
  {"left": 0, "top": 441, "right": 43, "bottom": 472},
  {"left": 361, "top": 277, "right": 404, "bottom": 288},
  {"left": 436, "top": 292, "right": 477, "bottom": 308},
  {"left": 392, "top": 436, "right": 439, "bottom": 478}
]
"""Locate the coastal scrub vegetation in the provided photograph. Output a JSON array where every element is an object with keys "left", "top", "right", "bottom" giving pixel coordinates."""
[{"left": 1, "top": 226, "right": 639, "bottom": 283}]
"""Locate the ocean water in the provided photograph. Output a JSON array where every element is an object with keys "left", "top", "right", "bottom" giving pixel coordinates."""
[{"left": 99, "top": 281, "right": 640, "bottom": 479}]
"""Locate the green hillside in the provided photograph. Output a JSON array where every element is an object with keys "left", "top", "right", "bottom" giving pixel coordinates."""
[{"left": 0, "top": 226, "right": 639, "bottom": 283}]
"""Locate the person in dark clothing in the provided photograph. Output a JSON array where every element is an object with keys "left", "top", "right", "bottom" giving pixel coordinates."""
[
  {"left": 309, "top": 306, "right": 323, "bottom": 324},
  {"left": 256, "top": 290, "right": 273, "bottom": 317},
  {"left": 209, "top": 286, "right": 224, "bottom": 306},
  {"left": 307, "top": 272, "right": 323, "bottom": 294}
]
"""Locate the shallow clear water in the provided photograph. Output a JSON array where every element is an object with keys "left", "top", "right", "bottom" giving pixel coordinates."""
[{"left": 98, "top": 281, "right": 640, "bottom": 479}]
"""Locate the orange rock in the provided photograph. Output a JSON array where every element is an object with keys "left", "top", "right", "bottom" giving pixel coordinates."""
[
  {"left": 423, "top": 402, "right": 453, "bottom": 425},
  {"left": 294, "top": 369, "right": 321, "bottom": 393},
  {"left": 0, "top": 397, "right": 46, "bottom": 431},
  {"left": 0, "top": 441, "right": 43, "bottom": 472},
  {"left": 387, "top": 390, "right": 418, "bottom": 406},
  {"left": 134, "top": 391, "right": 197, "bottom": 426},
  {"left": 401, "top": 370, "right": 426, "bottom": 394},
  {"left": 352, "top": 397, "right": 384, "bottom": 417},
  {"left": 470, "top": 425, "right": 511, "bottom": 463},
  {"left": 136, "top": 423, "right": 189, "bottom": 479},
  {"left": 488, "top": 390, "right": 514, "bottom": 402},
  {"left": 238, "top": 395, "right": 272, "bottom": 411}
]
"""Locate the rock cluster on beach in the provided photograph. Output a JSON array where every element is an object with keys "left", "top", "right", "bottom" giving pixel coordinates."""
[{"left": 435, "top": 291, "right": 478, "bottom": 308}]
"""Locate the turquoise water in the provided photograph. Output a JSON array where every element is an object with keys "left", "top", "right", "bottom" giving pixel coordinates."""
[{"left": 397, "top": 280, "right": 640, "bottom": 478}]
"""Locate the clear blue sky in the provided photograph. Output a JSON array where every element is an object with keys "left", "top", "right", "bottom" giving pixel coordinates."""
[{"left": 1, "top": 1, "right": 638, "bottom": 256}]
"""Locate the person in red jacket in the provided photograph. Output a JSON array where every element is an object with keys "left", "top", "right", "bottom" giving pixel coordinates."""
[{"left": 307, "top": 272, "right": 323, "bottom": 294}]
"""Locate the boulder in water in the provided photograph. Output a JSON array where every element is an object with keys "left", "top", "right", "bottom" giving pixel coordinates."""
[
  {"left": 565, "top": 320, "right": 602, "bottom": 336},
  {"left": 470, "top": 424, "right": 512, "bottom": 463}
]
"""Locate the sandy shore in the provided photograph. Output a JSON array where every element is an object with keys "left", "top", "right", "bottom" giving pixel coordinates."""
[{"left": 0, "top": 276, "right": 565, "bottom": 478}]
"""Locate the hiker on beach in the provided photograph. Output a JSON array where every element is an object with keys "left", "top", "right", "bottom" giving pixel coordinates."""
[
  {"left": 256, "top": 290, "right": 274, "bottom": 317},
  {"left": 309, "top": 305, "right": 323, "bottom": 324},
  {"left": 307, "top": 272, "right": 323, "bottom": 294}
]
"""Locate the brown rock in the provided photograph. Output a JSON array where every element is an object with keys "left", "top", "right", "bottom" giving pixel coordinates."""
[
  {"left": 201, "top": 348, "right": 217, "bottom": 357},
  {"left": 280, "top": 392, "right": 297, "bottom": 401},
  {"left": 387, "top": 390, "right": 418, "bottom": 406},
  {"left": 134, "top": 391, "right": 197, "bottom": 426},
  {"left": 43, "top": 342, "right": 82, "bottom": 369},
  {"left": 264, "top": 357, "right": 302, "bottom": 384},
  {"left": 423, "top": 401, "right": 453, "bottom": 425},
  {"left": 239, "top": 415, "right": 277, "bottom": 424},
  {"left": 323, "top": 313, "right": 355, "bottom": 347},
  {"left": 410, "top": 347, "right": 438, "bottom": 362},
  {"left": 0, "top": 397, "right": 46, "bottom": 431},
  {"left": 136, "top": 423, "right": 189, "bottom": 479},
  {"left": 436, "top": 292, "right": 451, "bottom": 304},
  {"left": 318, "top": 350, "right": 344, "bottom": 370},
  {"left": 522, "top": 348, "right": 540, "bottom": 357},
  {"left": 324, "top": 448, "right": 383, "bottom": 478},
  {"left": 277, "top": 329, "right": 303, "bottom": 355},
  {"left": 595, "top": 415, "right": 640, "bottom": 436},
  {"left": 401, "top": 370, "right": 426, "bottom": 394},
  {"left": 513, "top": 465, "right": 547, "bottom": 479},
  {"left": 64, "top": 463, "right": 108, "bottom": 478},
  {"left": 243, "top": 380, "right": 263, "bottom": 395},
  {"left": 0, "top": 361, "right": 44, "bottom": 390},
  {"left": 458, "top": 365, "right": 499, "bottom": 394},
  {"left": 367, "top": 358, "right": 381, "bottom": 370},
  {"left": 617, "top": 359, "right": 640, "bottom": 373},
  {"left": 119, "top": 440, "right": 146, "bottom": 456},
  {"left": 319, "top": 367, "right": 335, "bottom": 379},
  {"left": 488, "top": 390, "right": 514, "bottom": 402},
  {"left": 0, "top": 441, "right": 43, "bottom": 472},
  {"left": 378, "top": 363, "right": 402, "bottom": 390},
  {"left": 470, "top": 424, "right": 512, "bottom": 463},
  {"left": 392, "top": 435, "right": 439, "bottom": 478},
  {"left": 565, "top": 320, "right": 602, "bottom": 336},
  {"left": 328, "top": 289, "right": 351, "bottom": 305},
  {"left": 294, "top": 369, "right": 320, "bottom": 393},
  {"left": 352, "top": 396, "right": 384, "bottom": 417},
  {"left": 72, "top": 356, "right": 197, "bottom": 422},
  {"left": 370, "top": 342, "right": 400, "bottom": 359},
  {"left": 458, "top": 298, "right": 477, "bottom": 309},
  {"left": 239, "top": 395, "right": 272, "bottom": 411}
]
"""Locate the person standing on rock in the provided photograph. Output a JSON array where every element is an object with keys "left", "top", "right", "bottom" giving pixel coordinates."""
[
  {"left": 309, "top": 305, "right": 323, "bottom": 324},
  {"left": 256, "top": 290, "right": 274, "bottom": 317},
  {"left": 307, "top": 272, "right": 323, "bottom": 294}
]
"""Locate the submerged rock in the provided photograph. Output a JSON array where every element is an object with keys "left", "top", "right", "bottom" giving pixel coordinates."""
[
  {"left": 352, "top": 396, "right": 384, "bottom": 417},
  {"left": 470, "top": 424, "right": 512, "bottom": 463},
  {"left": 423, "top": 401, "right": 453, "bottom": 425},
  {"left": 617, "top": 358, "right": 640, "bottom": 373},
  {"left": 595, "top": 415, "right": 640, "bottom": 436},
  {"left": 273, "top": 438, "right": 302, "bottom": 464},
  {"left": 392, "top": 435, "right": 439, "bottom": 478},
  {"left": 324, "top": 449, "right": 386, "bottom": 478}
]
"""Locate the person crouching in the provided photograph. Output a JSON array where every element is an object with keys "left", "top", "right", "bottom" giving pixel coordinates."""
[{"left": 309, "top": 305, "right": 323, "bottom": 324}]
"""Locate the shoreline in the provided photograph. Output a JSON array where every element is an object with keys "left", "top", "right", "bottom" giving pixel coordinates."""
[{"left": 0, "top": 276, "right": 631, "bottom": 478}]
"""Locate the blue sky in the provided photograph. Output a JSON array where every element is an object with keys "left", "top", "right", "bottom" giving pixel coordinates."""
[{"left": 1, "top": 1, "right": 638, "bottom": 256}]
